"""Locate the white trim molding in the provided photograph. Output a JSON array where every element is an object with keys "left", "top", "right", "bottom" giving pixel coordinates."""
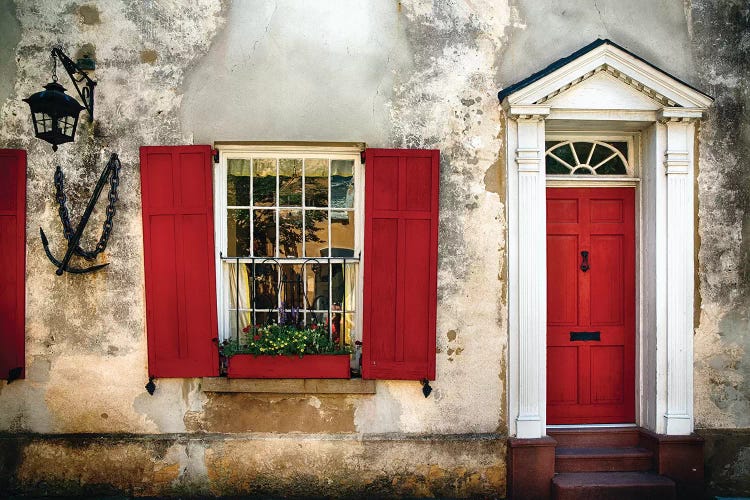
[
  {"left": 502, "top": 40, "right": 712, "bottom": 438},
  {"left": 505, "top": 104, "right": 549, "bottom": 439}
]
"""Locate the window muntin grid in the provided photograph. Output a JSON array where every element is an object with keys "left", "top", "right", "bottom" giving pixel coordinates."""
[{"left": 220, "top": 152, "right": 360, "bottom": 345}]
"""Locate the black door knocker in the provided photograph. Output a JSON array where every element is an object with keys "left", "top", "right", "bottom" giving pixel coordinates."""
[
  {"left": 40, "top": 153, "right": 121, "bottom": 275},
  {"left": 580, "top": 250, "right": 590, "bottom": 272}
]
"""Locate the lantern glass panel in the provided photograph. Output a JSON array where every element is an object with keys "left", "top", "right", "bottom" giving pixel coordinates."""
[
  {"left": 34, "top": 113, "right": 52, "bottom": 133},
  {"left": 60, "top": 115, "right": 76, "bottom": 137}
]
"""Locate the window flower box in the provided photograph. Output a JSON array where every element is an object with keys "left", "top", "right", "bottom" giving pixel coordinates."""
[
  {"left": 227, "top": 353, "right": 350, "bottom": 379},
  {"left": 220, "top": 323, "right": 352, "bottom": 379}
]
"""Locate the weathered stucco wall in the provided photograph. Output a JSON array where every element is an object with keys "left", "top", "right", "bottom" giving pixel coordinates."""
[
  {"left": 0, "top": 0, "right": 511, "bottom": 439},
  {"left": 1, "top": 0, "right": 749, "bottom": 497}
]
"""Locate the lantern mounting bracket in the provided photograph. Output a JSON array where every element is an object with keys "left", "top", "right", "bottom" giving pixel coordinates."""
[{"left": 51, "top": 46, "right": 96, "bottom": 121}]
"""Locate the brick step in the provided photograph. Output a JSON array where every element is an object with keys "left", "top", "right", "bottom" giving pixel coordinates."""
[
  {"left": 552, "top": 471, "right": 676, "bottom": 500},
  {"left": 548, "top": 427, "right": 640, "bottom": 448},
  {"left": 555, "top": 446, "right": 653, "bottom": 472}
]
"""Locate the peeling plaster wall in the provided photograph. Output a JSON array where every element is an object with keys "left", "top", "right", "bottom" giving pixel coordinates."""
[
  {"left": 692, "top": 0, "right": 750, "bottom": 430},
  {"left": 0, "top": 0, "right": 227, "bottom": 434}
]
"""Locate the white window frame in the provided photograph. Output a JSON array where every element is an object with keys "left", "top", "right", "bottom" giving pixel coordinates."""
[{"left": 213, "top": 144, "right": 365, "bottom": 345}]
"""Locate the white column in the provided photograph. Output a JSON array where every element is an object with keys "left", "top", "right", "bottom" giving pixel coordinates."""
[
  {"left": 659, "top": 108, "right": 698, "bottom": 435},
  {"left": 506, "top": 105, "right": 549, "bottom": 438}
]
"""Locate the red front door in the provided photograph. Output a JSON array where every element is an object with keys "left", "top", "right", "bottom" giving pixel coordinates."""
[{"left": 546, "top": 187, "right": 635, "bottom": 424}]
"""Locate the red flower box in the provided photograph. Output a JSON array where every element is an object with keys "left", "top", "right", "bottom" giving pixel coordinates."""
[{"left": 227, "top": 354, "right": 351, "bottom": 379}]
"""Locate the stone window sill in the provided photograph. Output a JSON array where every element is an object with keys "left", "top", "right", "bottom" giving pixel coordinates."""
[{"left": 201, "top": 377, "right": 376, "bottom": 394}]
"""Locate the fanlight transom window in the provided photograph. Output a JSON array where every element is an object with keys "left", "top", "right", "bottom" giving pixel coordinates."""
[{"left": 545, "top": 140, "right": 631, "bottom": 176}]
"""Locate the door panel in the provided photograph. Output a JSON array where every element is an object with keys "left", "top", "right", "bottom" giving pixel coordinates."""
[
  {"left": 547, "top": 234, "right": 580, "bottom": 325},
  {"left": 547, "top": 187, "right": 635, "bottom": 424}
]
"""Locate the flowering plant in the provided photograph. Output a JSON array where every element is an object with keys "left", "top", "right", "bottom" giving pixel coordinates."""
[{"left": 221, "top": 323, "right": 351, "bottom": 358}]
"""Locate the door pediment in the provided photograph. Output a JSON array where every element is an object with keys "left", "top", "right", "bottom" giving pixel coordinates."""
[
  {"left": 498, "top": 39, "right": 713, "bottom": 111},
  {"left": 544, "top": 69, "right": 663, "bottom": 111}
]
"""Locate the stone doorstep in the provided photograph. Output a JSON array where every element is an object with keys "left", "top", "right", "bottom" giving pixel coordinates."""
[
  {"left": 554, "top": 446, "right": 653, "bottom": 472},
  {"left": 552, "top": 471, "right": 676, "bottom": 500}
]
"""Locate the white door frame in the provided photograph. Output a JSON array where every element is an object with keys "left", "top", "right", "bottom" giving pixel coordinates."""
[{"left": 501, "top": 42, "right": 712, "bottom": 438}]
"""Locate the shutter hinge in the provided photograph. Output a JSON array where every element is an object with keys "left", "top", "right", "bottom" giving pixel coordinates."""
[
  {"left": 212, "top": 149, "right": 219, "bottom": 164},
  {"left": 360, "top": 150, "right": 366, "bottom": 165},
  {"left": 145, "top": 376, "right": 156, "bottom": 395},
  {"left": 420, "top": 378, "right": 433, "bottom": 398},
  {"left": 7, "top": 367, "right": 22, "bottom": 383}
]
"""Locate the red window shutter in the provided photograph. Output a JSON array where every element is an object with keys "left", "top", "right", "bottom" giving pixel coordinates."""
[
  {"left": 140, "top": 146, "right": 218, "bottom": 377},
  {"left": 0, "top": 149, "right": 26, "bottom": 381},
  {"left": 362, "top": 149, "right": 439, "bottom": 380}
]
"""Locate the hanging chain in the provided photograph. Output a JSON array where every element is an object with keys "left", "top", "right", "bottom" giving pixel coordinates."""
[
  {"left": 53, "top": 155, "right": 121, "bottom": 261},
  {"left": 51, "top": 49, "right": 58, "bottom": 82}
]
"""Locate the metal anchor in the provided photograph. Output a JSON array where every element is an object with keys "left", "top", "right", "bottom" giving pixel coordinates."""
[{"left": 41, "top": 153, "right": 121, "bottom": 275}]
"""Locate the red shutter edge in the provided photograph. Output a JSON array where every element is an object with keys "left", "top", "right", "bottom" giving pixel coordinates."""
[{"left": 1, "top": 149, "right": 26, "bottom": 382}]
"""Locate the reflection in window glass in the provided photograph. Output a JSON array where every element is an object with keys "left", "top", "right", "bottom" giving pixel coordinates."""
[
  {"left": 222, "top": 152, "right": 360, "bottom": 346},
  {"left": 227, "top": 159, "right": 251, "bottom": 206},
  {"left": 227, "top": 209, "right": 250, "bottom": 257},
  {"left": 305, "top": 209, "right": 329, "bottom": 257},
  {"left": 253, "top": 209, "right": 276, "bottom": 257},
  {"left": 253, "top": 158, "right": 276, "bottom": 206},
  {"left": 305, "top": 159, "right": 328, "bottom": 207},
  {"left": 279, "top": 209, "right": 303, "bottom": 257},
  {"left": 279, "top": 158, "right": 302, "bottom": 206}
]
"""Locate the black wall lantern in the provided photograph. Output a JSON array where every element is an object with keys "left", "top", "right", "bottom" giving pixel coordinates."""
[{"left": 23, "top": 47, "right": 96, "bottom": 151}]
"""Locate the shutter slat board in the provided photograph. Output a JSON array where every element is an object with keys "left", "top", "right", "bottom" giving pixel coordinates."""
[
  {"left": 0, "top": 149, "right": 26, "bottom": 381},
  {"left": 140, "top": 146, "right": 218, "bottom": 377},
  {"left": 363, "top": 149, "right": 439, "bottom": 380}
]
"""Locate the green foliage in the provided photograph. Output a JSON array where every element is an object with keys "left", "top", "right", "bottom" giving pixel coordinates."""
[{"left": 221, "top": 324, "right": 351, "bottom": 358}]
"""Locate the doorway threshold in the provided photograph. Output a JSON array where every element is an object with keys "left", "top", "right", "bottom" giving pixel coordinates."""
[{"left": 547, "top": 423, "right": 637, "bottom": 429}]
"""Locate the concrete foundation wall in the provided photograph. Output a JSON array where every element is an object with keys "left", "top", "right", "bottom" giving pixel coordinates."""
[{"left": 0, "top": 433, "right": 505, "bottom": 497}]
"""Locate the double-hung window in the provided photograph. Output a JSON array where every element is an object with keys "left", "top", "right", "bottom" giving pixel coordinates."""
[{"left": 214, "top": 145, "right": 363, "bottom": 349}]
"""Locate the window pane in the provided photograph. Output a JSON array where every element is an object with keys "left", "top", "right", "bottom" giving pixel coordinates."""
[
  {"left": 330, "top": 305, "right": 343, "bottom": 345},
  {"left": 253, "top": 158, "right": 276, "bottom": 206},
  {"left": 331, "top": 160, "right": 354, "bottom": 209},
  {"left": 612, "top": 141, "right": 628, "bottom": 158},
  {"left": 573, "top": 167, "right": 594, "bottom": 175},
  {"left": 331, "top": 263, "right": 346, "bottom": 307},
  {"left": 344, "top": 262, "right": 357, "bottom": 312},
  {"left": 597, "top": 157, "right": 627, "bottom": 175},
  {"left": 331, "top": 212, "right": 355, "bottom": 255},
  {"left": 227, "top": 310, "right": 253, "bottom": 342},
  {"left": 589, "top": 143, "right": 615, "bottom": 168},
  {"left": 343, "top": 312, "right": 355, "bottom": 345},
  {"left": 550, "top": 143, "right": 576, "bottom": 167},
  {"left": 573, "top": 142, "right": 593, "bottom": 165},
  {"left": 546, "top": 156, "right": 570, "bottom": 174},
  {"left": 279, "top": 209, "right": 303, "bottom": 257},
  {"left": 279, "top": 158, "right": 302, "bottom": 206},
  {"left": 253, "top": 209, "right": 276, "bottom": 257},
  {"left": 227, "top": 159, "right": 250, "bottom": 206},
  {"left": 251, "top": 262, "right": 278, "bottom": 326},
  {"left": 305, "top": 159, "right": 328, "bottom": 207},
  {"left": 227, "top": 209, "right": 250, "bottom": 257},
  {"left": 227, "top": 263, "right": 251, "bottom": 309},
  {"left": 305, "top": 262, "right": 329, "bottom": 312},
  {"left": 305, "top": 209, "right": 329, "bottom": 257},
  {"left": 279, "top": 264, "right": 304, "bottom": 326}
]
